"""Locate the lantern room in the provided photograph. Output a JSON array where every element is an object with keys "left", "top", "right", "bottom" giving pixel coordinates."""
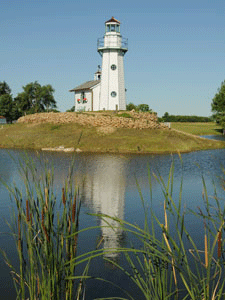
[{"left": 105, "top": 17, "right": 120, "bottom": 34}]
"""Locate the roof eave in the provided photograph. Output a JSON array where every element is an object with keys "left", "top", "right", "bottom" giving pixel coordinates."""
[{"left": 69, "top": 81, "right": 101, "bottom": 92}]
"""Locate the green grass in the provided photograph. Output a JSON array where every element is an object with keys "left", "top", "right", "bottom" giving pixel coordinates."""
[
  {"left": 115, "top": 112, "right": 134, "bottom": 118},
  {"left": 0, "top": 122, "right": 224, "bottom": 153},
  {"left": 171, "top": 122, "right": 223, "bottom": 136}
]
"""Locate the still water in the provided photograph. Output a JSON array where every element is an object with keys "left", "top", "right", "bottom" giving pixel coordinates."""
[{"left": 0, "top": 147, "right": 225, "bottom": 299}]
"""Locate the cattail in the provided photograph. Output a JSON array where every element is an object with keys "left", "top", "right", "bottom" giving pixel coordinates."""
[
  {"left": 41, "top": 208, "right": 50, "bottom": 243},
  {"left": 26, "top": 199, "right": 30, "bottom": 222},
  {"left": 218, "top": 230, "right": 222, "bottom": 259},
  {"left": 68, "top": 215, "right": 71, "bottom": 234},
  {"left": 62, "top": 188, "right": 66, "bottom": 206}
]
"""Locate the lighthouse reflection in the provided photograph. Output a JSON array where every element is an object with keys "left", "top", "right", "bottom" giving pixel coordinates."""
[{"left": 83, "top": 155, "right": 126, "bottom": 260}]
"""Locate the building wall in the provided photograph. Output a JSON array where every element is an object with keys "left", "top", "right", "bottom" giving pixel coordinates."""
[
  {"left": 75, "top": 90, "right": 92, "bottom": 112},
  {"left": 100, "top": 49, "right": 126, "bottom": 111},
  {"left": 92, "top": 84, "right": 101, "bottom": 111},
  {"left": 118, "top": 51, "right": 126, "bottom": 110},
  {"left": 100, "top": 50, "right": 110, "bottom": 110}
]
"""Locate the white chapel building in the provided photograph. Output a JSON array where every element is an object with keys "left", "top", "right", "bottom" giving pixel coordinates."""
[{"left": 69, "top": 17, "right": 128, "bottom": 112}]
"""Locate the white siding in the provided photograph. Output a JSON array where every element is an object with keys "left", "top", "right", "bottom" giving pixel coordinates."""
[
  {"left": 118, "top": 52, "right": 126, "bottom": 110},
  {"left": 100, "top": 50, "right": 110, "bottom": 110},
  {"left": 75, "top": 91, "right": 92, "bottom": 112},
  {"left": 92, "top": 84, "right": 101, "bottom": 111},
  {"left": 100, "top": 49, "right": 125, "bottom": 110},
  {"left": 99, "top": 39, "right": 126, "bottom": 111}
]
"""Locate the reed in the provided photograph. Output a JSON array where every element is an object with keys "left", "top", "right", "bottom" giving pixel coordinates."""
[
  {"left": 1, "top": 154, "right": 86, "bottom": 300},
  {"left": 2, "top": 154, "right": 225, "bottom": 299},
  {"left": 83, "top": 160, "right": 225, "bottom": 299}
]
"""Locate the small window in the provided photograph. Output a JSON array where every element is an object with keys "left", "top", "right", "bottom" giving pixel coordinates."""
[
  {"left": 111, "top": 91, "right": 117, "bottom": 97},
  {"left": 106, "top": 24, "right": 110, "bottom": 32},
  {"left": 111, "top": 64, "right": 117, "bottom": 70},
  {"left": 111, "top": 24, "right": 115, "bottom": 31},
  {"left": 116, "top": 25, "right": 120, "bottom": 32},
  {"left": 81, "top": 92, "right": 84, "bottom": 101}
]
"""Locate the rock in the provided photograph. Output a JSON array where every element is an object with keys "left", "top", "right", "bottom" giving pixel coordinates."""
[{"left": 17, "top": 111, "right": 168, "bottom": 131}]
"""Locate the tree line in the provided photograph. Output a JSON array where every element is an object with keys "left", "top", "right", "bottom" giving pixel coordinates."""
[
  {"left": 0, "top": 81, "right": 57, "bottom": 123},
  {"left": 1, "top": 79, "right": 225, "bottom": 126},
  {"left": 160, "top": 112, "right": 212, "bottom": 123}
]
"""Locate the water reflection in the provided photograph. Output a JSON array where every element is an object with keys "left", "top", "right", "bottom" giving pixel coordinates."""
[
  {"left": 82, "top": 156, "right": 126, "bottom": 259},
  {"left": 1, "top": 149, "right": 225, "bottom": 299}
]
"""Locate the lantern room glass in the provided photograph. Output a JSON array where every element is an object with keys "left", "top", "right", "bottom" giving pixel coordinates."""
[{"left": 105, "top": 24, "right": 120, "bottom": 33}]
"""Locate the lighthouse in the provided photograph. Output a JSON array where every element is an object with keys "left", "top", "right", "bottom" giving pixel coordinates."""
[
  {"left": 97, "top": 17, "right": 128, "bottom": 111},
  {"left": 70, "top": 17, "right": 128, "bottom": 112}
]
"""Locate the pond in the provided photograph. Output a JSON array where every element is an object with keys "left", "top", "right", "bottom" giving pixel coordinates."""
[
  {"left": 0, "top": 148, "right": 225, "bottom": 299},
  {"left": 201, "top": 134, "right": 225, "bottom": 141}
]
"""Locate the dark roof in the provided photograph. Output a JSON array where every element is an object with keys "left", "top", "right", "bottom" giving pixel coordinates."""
[
  {"left": 69, "top": 80, "right": 100, "bottom": 92},
  {"left": 105, "top": 17, "right": 120, "bottom": 24}
]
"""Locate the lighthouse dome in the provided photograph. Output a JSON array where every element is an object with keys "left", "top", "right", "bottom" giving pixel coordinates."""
[{"left": 105, "top": 16, "right": 120, "bottom": 34}]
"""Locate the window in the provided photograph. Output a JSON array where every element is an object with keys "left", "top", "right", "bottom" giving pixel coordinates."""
[
  {"left": 111, "top": 91, "right": 117, "bottom": 97},
  {"left": 80, "top": 92, "right": 87, "bottom": 103},
  {"left": 81, "top": 92, "right": 84, "bottom": 101},
  {"left": 106, "top": 24, "right": 110, "bottom": 32},
  {"left": 116, "top": 25, "right": 120, "bottom": 33},
  {"left": 111, "top": 24, "right": 115, "bottom": 31},
  {"left": 111, "top": 64, "right": 116, "bottom": 70}
]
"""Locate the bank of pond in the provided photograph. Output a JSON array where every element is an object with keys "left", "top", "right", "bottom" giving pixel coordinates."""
[
  {"left": 0, "top": 122, "right": 224, "bottom": 154},
  {"left": 0, "top": 148, "right": 225, "bottom": 299}
]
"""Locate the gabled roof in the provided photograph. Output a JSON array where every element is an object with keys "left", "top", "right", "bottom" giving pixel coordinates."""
[
  {"left": 69, "top": 80, "right": 100, "bottom": 92},
  {"left": 105, "top": 16, "right": 120, "bottom": 24}
]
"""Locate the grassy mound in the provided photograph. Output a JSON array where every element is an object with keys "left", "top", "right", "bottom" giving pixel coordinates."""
[{"left": 0, "top": 122, "right": 224, "bottom": 153}]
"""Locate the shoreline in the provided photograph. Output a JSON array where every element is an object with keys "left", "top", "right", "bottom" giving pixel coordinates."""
[
  {"left": 0, "top": 141, "right": 224, "bottom": 156},
  {"left": 0, "top": 121, "right": 224, "bottom": 155}
]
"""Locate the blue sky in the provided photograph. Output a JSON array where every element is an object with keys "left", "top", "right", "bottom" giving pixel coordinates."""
[{"left": 1, "top": 0, "right": 225, "bottom": 116}]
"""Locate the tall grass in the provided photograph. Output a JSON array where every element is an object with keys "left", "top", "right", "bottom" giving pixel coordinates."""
[
  {"left": 1, "top": 154, "right": 88, "bottom": 300},
  {"left": 84, "top": 160, "right": 225, "bottom": 299},
  {"left": 2, "top": 154, "right": 225, "bottom": 299}
]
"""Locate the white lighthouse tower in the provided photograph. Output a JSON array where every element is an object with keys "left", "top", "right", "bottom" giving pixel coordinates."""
[{"left": 97, "top": 17, "right": 128, "bottom": 111}]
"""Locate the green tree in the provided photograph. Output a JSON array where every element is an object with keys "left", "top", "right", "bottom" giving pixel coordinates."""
[
  {"left": 66, "top": 106, "right": 75, "bottom": 112},
  {"left": 126, "top": 102, "right": 136, "bottom": 111},
  {"left": 162, "top": 112, "right": 170, "bottom": 121},
  {"left": 16, "top": 81, "right": 57, "bottom": 115},
  {"left": 211, "top": 80, "right": 225, "bottom": 127},
  {"left": 136, "top": 104, "right": 151, "bottom": 112},
  {"left": 0, "top": 94, "right": 13, "bottom": 122},
  {"left": 0, "top": 81, "right": 11, "bottom": 96}
]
